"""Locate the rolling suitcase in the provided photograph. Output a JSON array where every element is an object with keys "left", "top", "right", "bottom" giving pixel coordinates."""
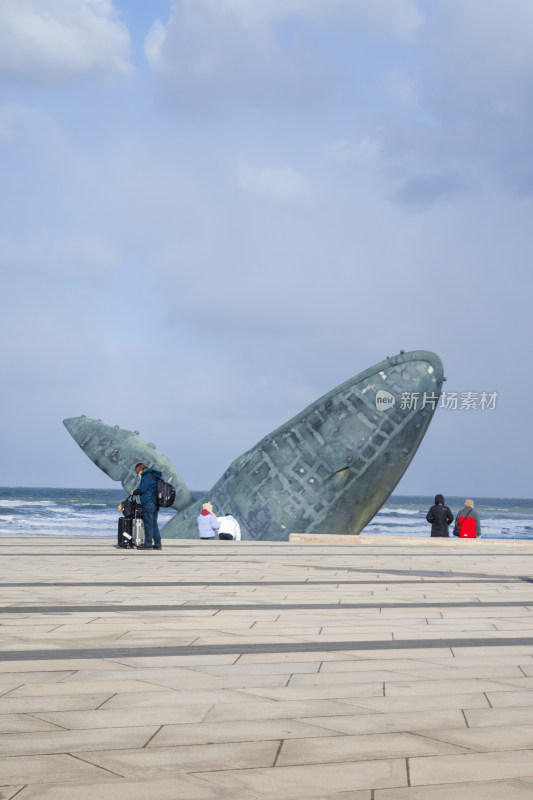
[
  {"left": 117, "top": 496, "right": 143, "bottom": 548},
  {"left": 132, "top": 518, "right": 145, "bottom": 548},
  {"left": 118, "top": 517, "right": 133, "bottom": 548}
]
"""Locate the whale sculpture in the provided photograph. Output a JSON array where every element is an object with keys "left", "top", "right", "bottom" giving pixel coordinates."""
[
  {"left": 64, "top": 350, "right": 444, "bottom": 540},
  {"left": 62, "top": 417, "right": 195, "bottom": 511}
]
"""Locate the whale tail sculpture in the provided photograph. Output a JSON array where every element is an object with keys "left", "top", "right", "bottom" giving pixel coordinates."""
[
  {"left": 64, "top": 350, "right": 444, "bottom": 540},
  {"left": 62, "top": 417, "right": 195, "bottom": 511}
]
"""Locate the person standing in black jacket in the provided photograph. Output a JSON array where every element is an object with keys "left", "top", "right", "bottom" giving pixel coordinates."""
[{"left": 426, "top": 494, "right": 454, "bottom": 537}]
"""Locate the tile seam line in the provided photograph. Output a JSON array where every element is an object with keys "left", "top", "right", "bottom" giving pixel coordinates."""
[
  {"left": 3, "top": 600, "right": 532, "bottom": 613},
  {"left": 67, "top": 751, "right": 126, "bottom": 778},
  {"left": 3, "top": 634, "right": 533, "bottom": 661}
]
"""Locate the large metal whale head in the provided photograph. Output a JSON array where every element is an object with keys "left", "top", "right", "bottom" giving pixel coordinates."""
[
  {"left": 64, "top": 350, "right": 444, "bottom": 539},
  {"left": 163, "top": 349, "right": 444, "bottom": 539},
  {"left": 62, "top": 416, "right": 195, "bottom": 511}
]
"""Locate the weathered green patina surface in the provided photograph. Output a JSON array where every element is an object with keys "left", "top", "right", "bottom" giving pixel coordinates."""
[
  {"left": 64, "top": 350, "right": 444, "bottom": 540},
  {"left": 62, "top": 418, "right": 194, "bottom": 511}
]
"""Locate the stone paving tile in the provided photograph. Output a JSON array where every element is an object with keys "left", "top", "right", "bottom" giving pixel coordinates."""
[
  {"left": 418, "top": 723, "right": 533, "bottom": 751},
  {"left": 193, "top": 758, "right": 407, "bottom": 797},
  {"left": 375, "top": 779, "right": 533, "bottom": 799},
  {"left": 341, "top": 691, "right": 490, "bottom": 713},
  {"left": 6, "top": 680, "right": 171, "bottom": 697},
  {"left": 465, "top": 706, "right": 533, "bottom": 727},
  {"left": 0, "top": 671, "right": 75, "bottom": 684},
  {"left": 194, "top": 662, "right": 322, "bottom": 676},
  {"left": 240, "top": 627, "right": 325, "bottom": 636},
  {"left": 0, "top": 725, "right": 158, "bottom": 757},
  {"left": 14, "top": 775, "right": 252, "bottom": 799},
  {"left": 33, "top": 704, "right": 212, "bottom": 729},
  {"left": 301, "top": 709, "right": 466, "bottom": 735},
  {"left": 60, "top": 665, "right": 215, "bottom": 682},
  {"left": 0, "top": 714, "right": 64, "bottom": 734},
  {"left": 382, "top": 678, "right": 524, "bottom": 696},
  {"left": 0, "top": 693, "right": 113, "bottom": 714},
  {"left": 275, "top": 671, "right": 390, "bottom": 688},
  {"left": 486, "top": 689, "right": 533, "bottom": 707},
  {"left": 190, "top": 636, "right": 303, "bottom": 646},
  {"left": 238, "top": 683, "right": 393, "bottom": 702},
  {"left": 112, "top": 654, "right": 240, "bottom": 667},
  {"left": 107, "top": 673, "right": 289, "bottom": 692},
  {"left": 491, "top": 677, "right": 533, "bottom": 689},
  {"left": 454, "top": 645, "right": 533, "bottom": 656},
  {"left": 276, "top": 732, "right": 466, "bottom": 766},
  {"left": 236, "top": 651, "right": 354, "bottom": 663},
  {"left": 0, "top": 754, "right": 117, "bottom": 785},
  {"left": 409, "top": 750, "right": 533, "bottom": 785},
  {"left": 204, "top": 698, "right": 365, "bottom": 723},
  {"left": 296, "top": 669, "right": 411, "bottom": 685},
  {"left": 78, "top": 740, "right": 279, "bottom": 777},
  {"left": 101, "top": 688, "right": 275, "bottom": 709},
  {"left": 298, "top": 633, "right": 396, "bottom": 643},
  {"left": 335, "top": 647, "right": 456, "bottom": 659},
  {"left": 311, "top": 657, "right": 434, "bottom": 671},
  {"left": 150, "top": 718, "right": 340, "bottom": 747},
  {"left": 431, "top": 654, "right": 533, "bottom": 667},
  {"left": 258, "top": 795, "right": 370, "bottom": 800},
  {"left": 0, "top": 658, "right": 134, "bottom": 672},
  {"left": 364, "top": 665, "right": 527, "bottom": 680}
]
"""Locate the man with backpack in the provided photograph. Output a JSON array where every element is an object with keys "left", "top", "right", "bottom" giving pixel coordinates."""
[{"left": 130, "top": 462, "right": 162, "bottom": 550}]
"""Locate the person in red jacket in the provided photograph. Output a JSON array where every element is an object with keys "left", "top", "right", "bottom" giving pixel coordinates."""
[{"left": 454, "top": 499, "right": 481, "bottom": 538}]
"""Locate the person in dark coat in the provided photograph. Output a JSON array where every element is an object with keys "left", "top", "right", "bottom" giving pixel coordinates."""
[
  {"left": 426, "top": 494, "right": 454, "bottom": 537},
  {"left": 130, "top": 462, "right": 162, "bottom": 550}
]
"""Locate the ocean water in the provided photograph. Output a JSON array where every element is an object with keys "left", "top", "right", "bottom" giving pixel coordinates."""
[
  {"left": 362, "top": 496, "right": 533, "bottom": 540},
  {"left": 0, "top": 488, "right": 532, "bottom": 540},
  {"left": 0, "top": 487, "right": 180, "bottom": 539}
]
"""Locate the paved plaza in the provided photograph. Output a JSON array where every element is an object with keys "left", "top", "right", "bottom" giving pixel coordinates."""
[{"left": 1, "top": 535, "right": 533, "bottom": 799}]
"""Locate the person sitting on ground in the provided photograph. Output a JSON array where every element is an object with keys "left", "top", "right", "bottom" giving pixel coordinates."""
[
  {"left": 454, "top": 498, "right": 481, "bottom": 538},
  {"left": 426, "top": 494, "right": 454, "bottom": 537},
  {"left": 197, "top": 502, "right": 219, "bottom": 540},
  {"left": 217, "top": 513, "right": 241, "bottom": 541}
]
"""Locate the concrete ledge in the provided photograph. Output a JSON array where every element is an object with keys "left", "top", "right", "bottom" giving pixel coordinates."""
[{"left": 289, "top": 533, "right": 533, "bottom": 547}]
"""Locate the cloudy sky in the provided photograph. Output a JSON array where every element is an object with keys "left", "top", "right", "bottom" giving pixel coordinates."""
[{"left": 1, "top": 0, "right": 531, "bottom": 497}]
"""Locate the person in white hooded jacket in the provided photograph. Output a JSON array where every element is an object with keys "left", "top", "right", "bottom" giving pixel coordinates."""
[{"left": 217, "top": 513, "right": 241, "bottom": 541}]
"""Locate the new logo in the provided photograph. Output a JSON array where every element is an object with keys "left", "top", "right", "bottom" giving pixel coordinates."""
[{"left": 375, "top": 390, "right": 395, "bottom": 410}]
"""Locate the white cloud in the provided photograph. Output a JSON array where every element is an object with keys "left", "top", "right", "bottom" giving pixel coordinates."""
[
  {"left": 421, "top": 0, "right": 533, "bottom": 118},
  {"left": 441, "top": 0, "right": 533, "bottom": 69},
  {"left": 144, "top": 0, "right": 424, "bottom": 111},
  {"left": 143, "top": 18, "right": 167, "bottom": 71},
  {"left": 319, "top": 1, "right": 533, "bottom": 208},
  {"left": 160, "top": 0, "right": 423, "bottom": 41},
  {"left": 370, "top": 0, "right": 533, "bottom": 201},
  {"left": 328, "top": 137, "right": 382, "bottom": 164},
  {"left": 233, "top": 161, "right": 315, "bottom": 203},
  {"left": 0, "top": 0, "right": 131, "bottom": 85},
  {"left": 0, "top": 233, "right": 117, "bottom": 280}
]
